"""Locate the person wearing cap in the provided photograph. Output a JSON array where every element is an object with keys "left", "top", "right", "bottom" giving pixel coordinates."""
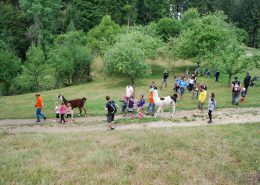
[
  {"left": 195, "top": 86, "right": 207, "bottom": 115},
  {"left": 35, "top": 93, "right": 47, "bottom": 123}
]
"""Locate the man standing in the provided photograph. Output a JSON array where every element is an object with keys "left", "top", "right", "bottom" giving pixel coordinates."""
[
  {"left": 243, "top": 72, "right": 251, "bottom": 94},
  {"left": 215, "top": 71, "right": 220, "bottom": 82},
  {"left": 232, "top": 77, "right": 241, "bottom": 105},
  {"left": 126, "top": 84, "right": 134, "bottom": 99},
  {"left": 35, "top": 93, "right": 47, "bottom": 123},
  {"left": 160, "top": 70, "right": 169, "bottom": 88}
]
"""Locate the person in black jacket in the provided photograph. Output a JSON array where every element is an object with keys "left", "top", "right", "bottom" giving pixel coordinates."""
[
  {"left": 244, "top": 72, "right": 251, "bottom": 95},
  {"left": 105, "top": 96, "right": 116, "bottom": 131},
  {"left": 215, "top": 71, "right": 220, "bottom": 82},
  {"left": 160, "top": 70, "right": 169, "bottom": 89}
]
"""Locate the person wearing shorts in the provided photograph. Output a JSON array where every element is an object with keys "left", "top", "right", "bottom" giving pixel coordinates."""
[{"left": 105, "top": 96, "right": 116, "bottom": 131}]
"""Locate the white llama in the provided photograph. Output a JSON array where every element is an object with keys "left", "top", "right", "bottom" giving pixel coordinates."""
[{"left": 151, "top": 87, "right": 177, "bottom": 118}]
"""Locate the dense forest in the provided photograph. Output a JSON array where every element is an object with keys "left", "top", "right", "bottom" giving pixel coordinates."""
[{"left": 0, "top": 0, "right": 260, "bottom": 95}]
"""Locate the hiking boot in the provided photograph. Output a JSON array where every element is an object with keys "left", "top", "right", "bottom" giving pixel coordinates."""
[
  {"left": 208, "top": 120, "right": 212, "bottom": 124},
  {"left": 44, "top": 117, "right": 47, "bottom": 121},
  {"left": 111, "top": 127, "right": 115, "bottom": 130}
]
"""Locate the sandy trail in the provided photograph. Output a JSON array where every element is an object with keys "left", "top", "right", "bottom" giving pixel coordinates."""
[{"left": 0, "top": 107, "right": 259, "bottom": 133}]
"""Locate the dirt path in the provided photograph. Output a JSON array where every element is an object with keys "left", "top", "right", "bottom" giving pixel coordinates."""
[{"left": 0, "top": 107, "right": 259, "bottom": 134}]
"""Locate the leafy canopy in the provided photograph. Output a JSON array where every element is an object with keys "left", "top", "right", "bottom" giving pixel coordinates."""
[
  {"left": 87, "top": 15, "right": 122, "bottom": 55},
  {"left": 104, "top": 31, "right": 160, "bottom": 84},
  {"left": 156, "top": 17, "right": 182, "bottom": 41}
]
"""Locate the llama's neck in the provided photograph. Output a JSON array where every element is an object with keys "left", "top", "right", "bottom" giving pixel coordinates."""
[{"left": 153, "top": 91, "right": 160, "bottom": 103}]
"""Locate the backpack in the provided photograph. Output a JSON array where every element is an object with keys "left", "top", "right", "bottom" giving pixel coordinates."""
[
  {"left": 110, "top": 101, "right": 117, "bottom": 113},
  {"left": 233, "top": 82, "right": 241, "bottom": 92}
]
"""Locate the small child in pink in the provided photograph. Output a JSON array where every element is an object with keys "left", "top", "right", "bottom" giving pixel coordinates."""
[
  {"left": 66, "top": 103, "right": 74, "bottom": 121},
  {"left": 60, "top": 102, "right": 66, "bottom": 123}
]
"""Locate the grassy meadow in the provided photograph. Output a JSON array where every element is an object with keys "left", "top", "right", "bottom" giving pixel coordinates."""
[
  {"left": 0, "top": 58, "right": 260, "bottom": 119},
  {"left": 0, "top": 123, "right": 259, "bottom": 185}
]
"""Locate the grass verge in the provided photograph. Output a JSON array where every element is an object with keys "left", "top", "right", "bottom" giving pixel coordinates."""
[{"left": 0, "top": 123, "right": 259, "bottom": 184}]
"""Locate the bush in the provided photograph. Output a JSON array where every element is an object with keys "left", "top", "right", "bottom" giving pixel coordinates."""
[
  {"left": 49, "top": 31, "right": 93, "bottom": 85},
  {"left": 0, "top": 49, "right": 21, "bottom": 95},
  {"left": 235, "top": 27, "right": 249, "bottom": 44}
]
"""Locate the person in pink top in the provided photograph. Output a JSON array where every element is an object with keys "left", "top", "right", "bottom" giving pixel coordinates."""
[{"left": 60, "top": 102, "right": 66, "bottom": 123}]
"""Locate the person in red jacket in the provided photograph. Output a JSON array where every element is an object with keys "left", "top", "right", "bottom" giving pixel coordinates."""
[{"left": 35, "top": 93, "right": 47, "bottom": 123}]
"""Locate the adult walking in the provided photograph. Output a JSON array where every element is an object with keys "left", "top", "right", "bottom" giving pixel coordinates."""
[
  {"left": 160, "top": 70, "right": 169, "bottom": 89},
  {"left": 243, "top": 72, "right": 251, "bottom": 94},
  {"left": 215, "top": 71, "right": 220, "bottom": 82},
  {"left": 126, "top": 84, "right": 134, "bottom": 99},
  {"left": 35, "top": 93, "right": 47, "bottom": 123},
  {"left": 231, "top": 77, "right": 241, "bottom": 105}
]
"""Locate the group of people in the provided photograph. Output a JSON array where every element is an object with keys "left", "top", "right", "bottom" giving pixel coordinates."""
[
  {"left": 232, "top": 72, "right": 251, "bottom": 105},
  {"left": 34, "top": 69, "right": 253, "bottom": 130},
  {"left": 55, "top": 101, "right": 74, "bottom": 123}
]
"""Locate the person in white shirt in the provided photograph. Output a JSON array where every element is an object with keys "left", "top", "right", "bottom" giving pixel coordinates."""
[{"left": 126, "top": 84, "right": 134, "bottom": 98}]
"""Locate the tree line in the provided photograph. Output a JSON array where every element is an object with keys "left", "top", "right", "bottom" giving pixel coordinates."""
[{"left": 0, "top": 0, "right": 260, "bottom": 95}]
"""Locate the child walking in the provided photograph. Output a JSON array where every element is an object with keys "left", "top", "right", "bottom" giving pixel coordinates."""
[
  {"left": 55, "top": 102, "right": 60, "bottom": 122},
  {"left": 120, "top": 96, "right": 128, "bottom": 117},
  {"left": 240, "top": 87, "right": 246, "bottom": 103},
  {"left": 137, "top": 94, "right": 145, "bottom": 119},
  {"left": 208, "top": 93, "right": 217, "bottom": 124},
  {"left": 66, "top": 103, "right": 74, "bottom": 121},
  {"left": 195, "top": 87, "right": 207, "bottom": 115},
  {"left": 105, "top": 96, "right": 116, "bottom": 131},
  {"left": 60, "top": 102, "right": 66, "bottom": 123},
  {"left": 128, "top": 95, "right": 135, "bottom": 118}
]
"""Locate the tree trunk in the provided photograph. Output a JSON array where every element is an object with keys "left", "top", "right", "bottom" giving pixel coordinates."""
[
  {"left": 127, "top": 14, "right": 130, "bottom": 27},
  {"left": 252, "top": 27, "right": 257, "bottom": 48},
  {"left": 130, "top": 78, "right": 135, "bottom": 97},
  {"left": 228, "top": 74, "right": 232, "bottom": 87}
]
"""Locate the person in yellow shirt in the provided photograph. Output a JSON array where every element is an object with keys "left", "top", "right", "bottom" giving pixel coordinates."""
[
  {"left": 195, "top": 87, "right": 207, "bottom": 115},
  {"left": 35, "top": 93, "right": 47, "bottom": 123}
]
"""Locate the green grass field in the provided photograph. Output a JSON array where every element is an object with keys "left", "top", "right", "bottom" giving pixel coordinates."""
[
  {"left": 0, "top": 123, "right": 259, "bottom": 185},
  {"left": 0, "top": 58, "right": 259, "bottom": 119}
]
